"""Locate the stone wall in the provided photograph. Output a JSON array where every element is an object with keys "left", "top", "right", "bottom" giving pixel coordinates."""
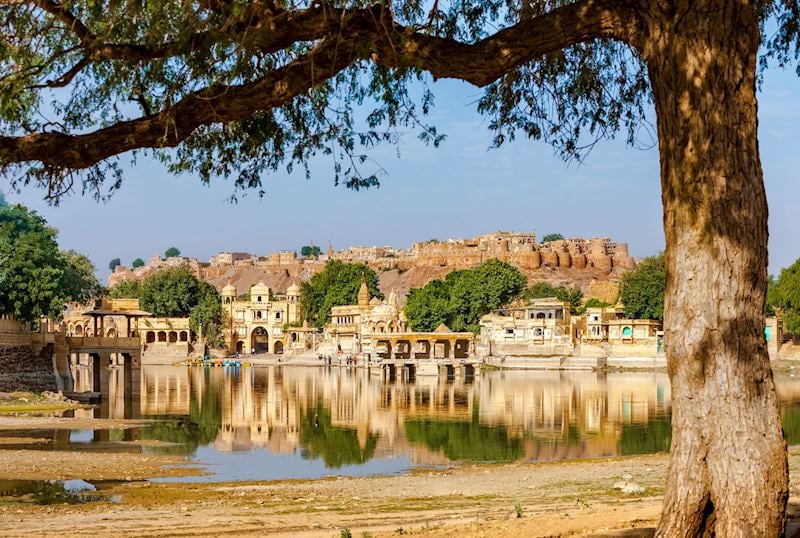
[
  {"left": 0, "top": 345, "right": 56, "bottom": 392},
  {"left": 109, "top": 231, "right": 635, "bottom": 304}
]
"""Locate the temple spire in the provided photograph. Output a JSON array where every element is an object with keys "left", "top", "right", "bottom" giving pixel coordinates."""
[{"left": 358, "top": 273, "right": 369, "bottom": 307}]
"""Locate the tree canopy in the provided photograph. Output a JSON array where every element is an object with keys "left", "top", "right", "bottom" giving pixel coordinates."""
[
  {"left": 618, "top": 254, "right": 665, "bottom": 321},
  {"left": 541, "top": 233, "right": 564, "bottom": 243},
  {"left": 109, "top": 264, "right": 218, "bottom": 318},
  {"left": 2, "top": 0, "right": 793, "bottom": 202},
  {"left": 132, "top": 257, "right": 145, "bottom": 268},
  {"left": 108, "top": 258, "right": 121, "bottom": 272},
  {"left": 189, "top": 292, "right": 224, "bottom": 347},
  {"left": 164, "top": 246, "right": 181, "bottom": 258},
  {"left": 767, "top": 259, "right": 800, "bottom": 332},
  {"left": 300, "top": 245, "right": 322, "bottom": 258},
  {"left": 0, "top": 204, "right": 101, "bottom": 321},
  {"left": 61, "top": 249, "right": 103, "bottom": 304},
  {"left": 299, "top": 260, "right": 382, "bottom": 328},
  {"left": 524, "top": 281, "right": 584, "bottom": 314},
  {"left": 405, "top": 259, "right": 526, "bottom": 333}
]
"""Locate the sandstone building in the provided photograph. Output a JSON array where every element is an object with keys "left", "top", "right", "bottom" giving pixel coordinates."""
[
  {"left": 321, "top": 278, "right": 474, "bottom": 361},
  {"left": 221, "top": 281, "right": 315, "bottom": 356}
]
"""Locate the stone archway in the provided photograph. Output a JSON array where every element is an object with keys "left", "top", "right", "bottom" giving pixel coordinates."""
[
  {"left": 251, "top": 327, "right": 269, "bottom": 353},
  {"left": 274, "top": 341, "right": 283, "bottom": 354},
  {"left": 236, "top": 340, "right": 245, "bottom": 354},
  {"left": 146, "top": 331, "right": 156, "bottom": 343}
]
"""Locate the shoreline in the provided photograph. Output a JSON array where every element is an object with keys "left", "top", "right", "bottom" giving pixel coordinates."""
[
  {"left": 143, "top": 353, "right": 800, "bottom": 373},
  {"left": 1, "top": 408, "right": 800, "bottom": 535}
]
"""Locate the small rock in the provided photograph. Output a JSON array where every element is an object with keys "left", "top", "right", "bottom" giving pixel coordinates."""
[
  {"left": 621, "top": 472, "right": 633, "bottom": 480},
  {"left": 613, "top": 481, "right": 645, "bottom": 495}
]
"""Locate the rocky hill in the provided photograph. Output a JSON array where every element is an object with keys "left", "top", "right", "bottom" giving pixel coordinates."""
[{"left": 108, "top": 231, "right": 633, "bottom": 303}]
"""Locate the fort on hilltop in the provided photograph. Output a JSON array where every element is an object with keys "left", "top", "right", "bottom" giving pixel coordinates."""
[{"left": 108, "top": 231, "right": 635, "bottom": 303}]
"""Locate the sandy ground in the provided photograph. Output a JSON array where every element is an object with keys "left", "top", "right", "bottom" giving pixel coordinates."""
[{"left": 2, "top": 416, "right": 800, "bottom": 537}]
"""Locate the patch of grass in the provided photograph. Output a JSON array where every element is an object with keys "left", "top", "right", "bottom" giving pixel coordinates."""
[
  {"left": 514, "top": 500, "right": 523, "bottom": 518},
  {"left": 0, "top": 404, "right": 83, "bottom": 413},
  {"left": 340, "top": 529, "right": 352, "bottom": 538}
]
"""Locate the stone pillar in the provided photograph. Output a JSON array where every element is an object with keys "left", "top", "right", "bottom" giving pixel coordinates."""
[
  {"left": 122, "top": 352, "right": 142, "bottom": 419},
  {"left": 90, "top": 353, "right": 101, "bottom": 393}
]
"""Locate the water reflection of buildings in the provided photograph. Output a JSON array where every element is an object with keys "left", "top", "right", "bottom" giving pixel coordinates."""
[
  {"left": 477, "top": 371, "right": 671, "bottom": 460},
  {"left": 137, "top": 365, "right": 673, "bottom": 463}
]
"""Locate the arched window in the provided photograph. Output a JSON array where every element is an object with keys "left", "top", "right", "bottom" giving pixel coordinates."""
[{"left": 622, "top": 326, "right": 632, "bottom": 337}]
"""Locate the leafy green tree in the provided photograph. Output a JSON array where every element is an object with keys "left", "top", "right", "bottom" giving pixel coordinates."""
[
  {"left": 405, "top": 280, "right": 452, "bottom": 332},
  {"left": 525, "top": 281, "right": 584, "bottom": 315},
  {"left": 0, "top": 204, "right": 67, "bottom": 322},
  {"left": 0, "top": 204, "right": 99, "bottom": 321},
  {"left": 405, "top": 259, "right": 526, "bottom": 333},
  {"left": 108, "top": 279, "right": 142, "bottom": 299},
  {"left": 61, "top": 250, "right": 103, "bottom": 304},
  {"left": 581, "top": 297, "right": 612, "bottom": 312},
  {"left": 767, "top": 274, "right": 779, "bottom": 317},
  {"left": 300, "top": 261, "right": 382, "bottom": 328},
  {"left": 766, "top": 260, "right": 800, "bottom": 332},
  {"left": 300, "top": 245, "right": 322, "bottom": 258},
  {"left": 132, "top": 258, "right": 146, "bottom": 268},
  {"left": 3, "top": 0, "right": 799, "bottom": 530},
  {"left": 110, "top": 265, "right": 218, "bottom": 318},
  {"left": 137, "top": 266, "right": 216, "bottom": 317},
  {"left": 189, "top": 293, "right": 224, "bottom": 347},
  {"left": 541, "top": 233, "right": 564, "bottom": 243},
  {"left": 108, "top": 258, "right": 121, "bottom": 272},
  {"left": 447, "top": 260, "right": 527, "bottom": 332},
  {"left": 164, "top": 247, "right": 181, "bottom": 258},
  {"left": 619, "top": 255, "right": 665, "bottom": 321}
]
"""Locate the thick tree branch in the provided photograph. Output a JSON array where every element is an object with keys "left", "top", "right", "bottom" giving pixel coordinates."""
[
  {"left": 33, "top": 0, "right": 93, "bottom": 44},
  {"left": 0, "top": 0, "right": 643, "bottom": 170}
]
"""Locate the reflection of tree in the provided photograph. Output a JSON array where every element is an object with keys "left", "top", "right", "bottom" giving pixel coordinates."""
[
  {"left": 0, "top": 480, "right": 100, "bottom": 504},
  {"left": 142, "top": 373, "right": 222, "bottom": 455},
  {"left": 618, "top": 418, "right": 672, "bottom": 455},
  {"left": 781, "top": 404, "right": 800, "bottom": 445},
  {"left": 404, "top": 407, "right": 522, "bottom": 462},
  {"left": 298, "top": 405, "right": 377, "bottom": 468}
]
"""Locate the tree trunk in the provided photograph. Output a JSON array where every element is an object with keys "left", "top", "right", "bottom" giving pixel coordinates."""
[{"left": 644, "top": 3, "right": 789, "bottom": 536}]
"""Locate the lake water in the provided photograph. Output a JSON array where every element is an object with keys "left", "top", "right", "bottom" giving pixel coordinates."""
[{"left": 7, "top": 365, "right": 800, "bottom": 482}]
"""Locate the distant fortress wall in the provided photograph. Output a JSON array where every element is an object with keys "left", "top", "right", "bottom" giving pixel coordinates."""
[{"left": 108, "top": 231, "right": 636, "bottom": 293}]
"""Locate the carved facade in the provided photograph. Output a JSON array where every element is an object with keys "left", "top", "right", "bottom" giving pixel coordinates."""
[{"left": 221, "top": 282, "right": 312, "bottom": 355}]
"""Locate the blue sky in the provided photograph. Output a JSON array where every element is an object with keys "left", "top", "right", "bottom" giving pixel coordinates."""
[{"left": 5, "top": 65, "right": 799, "bottom": 282}]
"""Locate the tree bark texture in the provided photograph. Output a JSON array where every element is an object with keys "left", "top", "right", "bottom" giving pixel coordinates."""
[{"left": 643, "top": 2, "right": 788, "bottom": 535}]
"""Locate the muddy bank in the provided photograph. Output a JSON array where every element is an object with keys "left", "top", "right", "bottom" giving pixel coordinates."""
[{"left": 2, "top": 412, "right": 800, "bottom": 536}]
